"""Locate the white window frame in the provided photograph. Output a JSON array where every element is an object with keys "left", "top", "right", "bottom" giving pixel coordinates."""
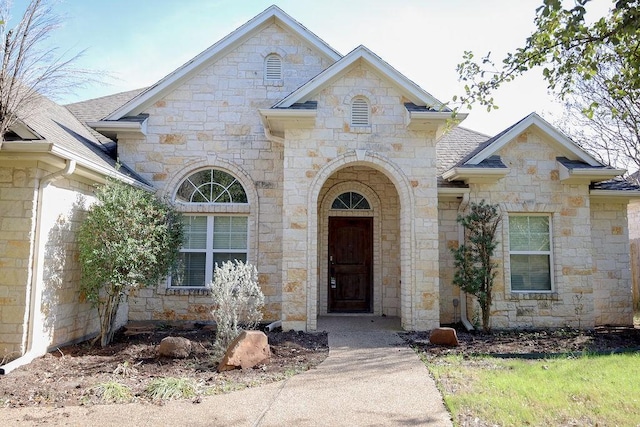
[
  {"left": 508, "top": 214, "right": 554, "bottom": 293},
  {"left": 170, "top": 215, "right": 249, "bottom": 288}
]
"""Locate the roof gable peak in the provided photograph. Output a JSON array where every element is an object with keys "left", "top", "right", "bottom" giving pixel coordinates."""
[{"left": 105, "top": 5, "right": 341, "bottom": 120}]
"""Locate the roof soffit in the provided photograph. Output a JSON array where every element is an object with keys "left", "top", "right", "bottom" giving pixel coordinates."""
[{"left": 105, "top": 5, "right": 342, "bottom": 120}]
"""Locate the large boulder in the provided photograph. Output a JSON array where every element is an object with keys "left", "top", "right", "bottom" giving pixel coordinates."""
[
  {"left": 218, "top": 330, "right": 271, "bottom": 372},
  {"left": 158, "top": 336, "right": 193, "bottom": 358},
  {"left": 429, "top": 327, "right": 459, "bottom": 347}
]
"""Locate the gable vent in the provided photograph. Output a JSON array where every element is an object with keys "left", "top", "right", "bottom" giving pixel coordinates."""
[
  {"left": 351, "top": 97, "right": 370, "bottom": 126},
  {"left": 265, "top": 54, "right": 282, "bottom": 80}
]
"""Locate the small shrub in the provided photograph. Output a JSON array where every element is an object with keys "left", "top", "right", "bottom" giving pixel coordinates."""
[
  {"left": 93, "top": 381, "right": 132, "bottom": 403},
  {"left": 208, "top": 261, "right": 264, "bottom": 355},
  {"left": 145, "top": 377, "right": 198, "bottom": 401}
]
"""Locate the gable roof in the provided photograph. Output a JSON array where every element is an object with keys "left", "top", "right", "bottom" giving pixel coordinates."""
[
  {"left": 273, "top": 45, "right": 447, "bottom": 110},
  {"left": 104, "top": 5, "right": 341, "bottom": 120},
  {"left": 460, "top": 112, "right": 601, "bottom": 167}
]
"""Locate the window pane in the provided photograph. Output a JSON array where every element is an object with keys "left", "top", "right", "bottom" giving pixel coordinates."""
[
  {"left": 182, "top": 216, "right": 207, "bottom": 249},
  {"left": 511, "top": 254, "right": 551, "bottom": 291},
  {"left": 213, "top": 216, "right": 248, "bottom": 250},
  {"left": 175, "top": 169, "right": 247, "bottom": 204},
  {"left": 510, "top": 216, "right": 550, "bottom": 251},
  {"left": 175, "top": 252, "right": 206, "bottom": 286}
]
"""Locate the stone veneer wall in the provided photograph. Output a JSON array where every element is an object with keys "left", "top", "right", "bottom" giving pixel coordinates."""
[
  {"left": 590, "top": 201, "right": 633, "bottom": 325},
  {"left": 280, "top": 62, "right": 440, "bottom": 331},
  {"left": 0, "top": 165, "right": 37, "bottom": 358},
  {"left": 464, "top": 130, "right": 599, "bottom": 329},
  {"left": 0, "top": 164, "right": 101, "bottom": 359},
  {"left": 438, "top": 200, "right": 462, "bottom": 324},
  {"left": 122, "top": 23, "right": 334, "bottom": 323}
]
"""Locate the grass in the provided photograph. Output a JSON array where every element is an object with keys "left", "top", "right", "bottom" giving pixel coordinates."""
[
  {"left": 145, "top": 377, "right": 199, "bottom": 401},
  {"left": 93, "top": 381, "right": 133, "bottom": 403},
  {"left": 428, "top": 353, "right": 640, "bottom": 426}
]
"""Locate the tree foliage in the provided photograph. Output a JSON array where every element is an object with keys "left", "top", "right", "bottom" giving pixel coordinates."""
[
  {"left": 78, "top": 178, "right": 183, "bottom": 347},
  {"left": 0, "top": 0, "right": 96, "bottom": 143},
  {"left": 456, "top": 0, "right": 640, "bottom": 113},
  {"left": 208, "top": 261, "right": 264, "bottom": 357},
  {"left": 451, "top": 201, "right": 502, "bottom": 332}
]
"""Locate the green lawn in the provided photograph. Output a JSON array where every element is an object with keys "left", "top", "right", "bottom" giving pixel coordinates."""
[{"left": 428, "top": 353, "right": 640, "bottom": 426}]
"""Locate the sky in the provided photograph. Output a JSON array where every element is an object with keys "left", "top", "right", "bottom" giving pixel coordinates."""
[{"left": 9, "top": 0, "right": 611, "bottom": 135}]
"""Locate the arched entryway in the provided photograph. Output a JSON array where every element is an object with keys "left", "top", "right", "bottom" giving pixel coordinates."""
[{"left": 305, "top": 150, "right": 415, "bottom": 330}]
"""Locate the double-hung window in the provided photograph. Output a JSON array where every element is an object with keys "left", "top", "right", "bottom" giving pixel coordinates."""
[
  {"left": 509, "top": 215, "right": 552, "bottom": 291},
  {"left": 172, "top": 169, "right": 249, "bottom": 287}
]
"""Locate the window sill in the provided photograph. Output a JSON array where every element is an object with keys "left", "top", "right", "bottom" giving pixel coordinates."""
[
  {"left": 265, "top": 79, "right": 283, "bottom": 86},
  {"left": 350, "top": 126, "right": 372, "bottom": 134},
  {"left": 509, "top": 292, "right": 558, "bottom": 301},
  {"left": 165, "top": 287, "right": 211, "bottom": 296}
]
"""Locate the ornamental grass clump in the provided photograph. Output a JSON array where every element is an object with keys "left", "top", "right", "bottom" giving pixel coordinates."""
[{"left": 208, "top": 261, "right": 264, "bottom": 356}]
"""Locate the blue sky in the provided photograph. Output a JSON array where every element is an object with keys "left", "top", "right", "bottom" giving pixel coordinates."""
[{"left": 10, "top": 0, "right": 609, "bottom": 135}]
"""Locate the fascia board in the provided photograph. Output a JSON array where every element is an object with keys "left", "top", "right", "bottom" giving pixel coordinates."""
[
  {"left": 590, "top": 189, "right": 640, "bottom": 200},
  {"left": 442, "top": 167, "right": 509, "bottom": 183}
]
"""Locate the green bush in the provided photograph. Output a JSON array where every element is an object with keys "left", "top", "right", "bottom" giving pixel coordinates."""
[{"left": 78, "top": 177, "right": 183, "bottom": 346}]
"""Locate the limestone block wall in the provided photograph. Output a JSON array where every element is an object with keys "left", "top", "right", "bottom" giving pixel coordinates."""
[
  {"left": 464, "top": 130, "right": 598, "bottom": 329},
  {"left": 0, "top": 165, "right": 37, "bottom": 358},
  {"left": 280, "top": 63, "right": 440, "bottom": 331},
  {"left": 121, "top": 23, "right": 334, "bottom": 322},
  {"left": 438, "top": 200, "right": 462, "bottom": 324},
  {"left": 591, "top": 201, "right": 633, "bottom": 325},
  {"left": 40, "top": 179, "right": 100, "bottom": 348},
  {"left": 317, "top": 166, "right": 401, "bottom": 317}
]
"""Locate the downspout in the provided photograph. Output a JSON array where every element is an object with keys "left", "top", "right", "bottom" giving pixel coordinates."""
[
  {"left": 1, "top": 159, "right": 76, "bottom": 374},
  {"left": 457, "top": 192, "right": 474, "bottom": 331}
]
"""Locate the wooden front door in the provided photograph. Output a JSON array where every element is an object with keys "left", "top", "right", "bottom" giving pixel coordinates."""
[{"left": 328, "top": 217, "right": 373, "bottom": 312}]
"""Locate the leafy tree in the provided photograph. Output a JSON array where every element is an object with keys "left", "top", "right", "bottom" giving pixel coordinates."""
[
  {"left": 451, "top": 201, "right": 502, "bottom": 332},
  {"left": 78, "top": 177, "right": 183, "bottom": 347},
  {"left": 456, "top": 1, "right": 640, "bottom": 113},
  {"left": 557, "top": 54, "right": 640, "bottom": 175},
  {"left": 0, "top": 0, "right": 96, "bottom": 143}
]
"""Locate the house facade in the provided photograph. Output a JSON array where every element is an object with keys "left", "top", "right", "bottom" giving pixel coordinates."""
[{"left": 1, "top": 5, "right": 638, "bottom": 367}]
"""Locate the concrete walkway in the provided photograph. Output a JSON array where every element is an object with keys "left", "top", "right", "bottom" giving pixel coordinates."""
[{"left": 6, "top": 316, "right": 452, "bottom": 426}]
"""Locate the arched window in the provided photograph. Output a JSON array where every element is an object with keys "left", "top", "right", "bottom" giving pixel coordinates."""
[
  {"left": 331, "top": 192, "right": 371, "bottom": 210},
  {"left": 265, "top": 54, "right": 283, "bottom": 81},
  {"left": 175, "top": 169, "right": 247, "bottom": 204},
  {"left": 172, "top": 169, "right": 248, "bottom": 287},
  {"left": 351, "top": 97, "right": 370, "bottom": 127}
]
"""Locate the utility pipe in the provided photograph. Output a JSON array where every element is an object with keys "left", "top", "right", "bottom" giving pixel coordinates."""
[
  {"left": 1, "top": 159, "right": 76, "bottom": 374},
  {"left": 457, "top": 192, "right": 474, "bottom": 331}
]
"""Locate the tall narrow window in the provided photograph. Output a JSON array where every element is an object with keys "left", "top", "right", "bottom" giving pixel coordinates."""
[
  {"left": 351, "top": 97, "right": 370, "bottom": 127},
  {"left": 172, "top": 169, "right": 249, "bottom": 287},
  {"left": 265, "top": 54, "right": 282, "bottom": 81},
  {"left": 509, "top": 215, "right": 552, "bottom": 291}
]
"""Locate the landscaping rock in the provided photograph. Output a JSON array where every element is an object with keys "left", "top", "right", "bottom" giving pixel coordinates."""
[
  {"left": 429, "top": 327, "right": 459, "bottom": 347},
  {"left": 218, "top": 330, "right": 271, "bottom": 372},
  {"left": 158, "top": 336, "right": 193, "bottom": 358}
]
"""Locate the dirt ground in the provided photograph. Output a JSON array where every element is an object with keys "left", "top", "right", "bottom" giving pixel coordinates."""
[
  {"left": 2, "top": 323, "right": 640, "bottom": 409},
  {"left": 0, "top": 324, "right": 329, "bottom": 408}
]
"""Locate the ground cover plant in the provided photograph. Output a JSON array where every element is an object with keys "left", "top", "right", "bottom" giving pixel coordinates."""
[{"left": 405, "top": 325, "right": 640, "bottom": 426}]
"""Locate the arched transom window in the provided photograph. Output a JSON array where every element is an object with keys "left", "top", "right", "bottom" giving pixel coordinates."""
[
  {"left": 172, "top": 168, "right": 249, "bottom": 287},
  {"left": 331, "top": 192, "right": 371, "bottom": 210},
  {"left": 176, "top": 169, "right": 247, "bottom": 204}
]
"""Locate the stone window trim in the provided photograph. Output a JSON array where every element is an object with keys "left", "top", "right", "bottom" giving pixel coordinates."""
[{"left": 507, "top": 213, "right": 555, "bottom": 294}]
